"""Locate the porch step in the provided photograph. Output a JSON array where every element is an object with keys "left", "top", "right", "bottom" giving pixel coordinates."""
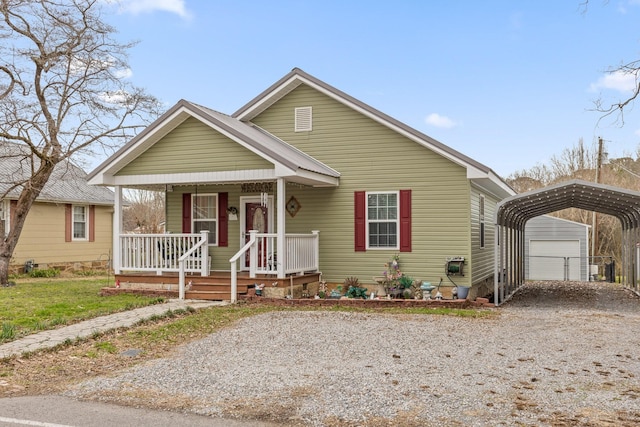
[
  {"left": 185, "top": 290, "right": 234, "bottom": 301},
  {"left": 113, "top": 272, "right": 321, "bottom": 301},
  {"left": 188, "top": 283, "right": 248, "bottom": 293}
]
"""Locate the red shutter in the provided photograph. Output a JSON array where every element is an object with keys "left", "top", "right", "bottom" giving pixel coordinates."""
[
  {"left": 89, "top": 205, "right": 95, "bottom": 242},
  {"left": 182, "top": 193, "right": 191, "bottom": 233},
  {"left": 354, "top": 191, "right": 366, "bottom": 252},
  {"left": 65, "top": 204, "right": 72, "bottom": 242},
  {"left": 218, "top": 192, "right": 228, "bottom": 247},
  {"left": 399, "top": 189, "right": 411, "bottom": 252}
]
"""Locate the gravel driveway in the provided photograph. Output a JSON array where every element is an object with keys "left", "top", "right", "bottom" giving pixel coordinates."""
[{"left": 68, "top": 281, "right": 640, "bottom": 426}]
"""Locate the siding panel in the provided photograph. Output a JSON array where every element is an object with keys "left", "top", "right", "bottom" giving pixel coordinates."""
[
  {"left": 11, "top": 202, "right": 112, "bottom": 266},
  {"left": 117, "top": 117, "right": 272, "bottom": 175},
  {"left": 250, "top": 85, "right": 473, "bottom": 286}
]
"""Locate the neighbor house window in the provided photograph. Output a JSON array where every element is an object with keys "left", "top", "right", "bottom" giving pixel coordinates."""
[
  {"left": 479, "top": 194, "right": 485, "bottom": 248},
  {"left": 367, "top": 192, "right": 399, "bottom": 249},
  {"left": 0, "top": 200, "right": 6, "bottom": 236},
  {"left": 192, "top": 194, "right": 218, "bottom": 245},
  {"left": 73, "top": 205, "right": 88, "bottom": 240}
]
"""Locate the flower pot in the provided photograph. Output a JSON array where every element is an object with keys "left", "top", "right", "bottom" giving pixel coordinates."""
[{"left": 456, "top": 286, "right": 469, "bottom": 299}]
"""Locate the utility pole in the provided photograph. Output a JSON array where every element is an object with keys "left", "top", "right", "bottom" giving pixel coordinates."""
[{"left": 591, "top": 137, "right": 604, "bottom": 261}]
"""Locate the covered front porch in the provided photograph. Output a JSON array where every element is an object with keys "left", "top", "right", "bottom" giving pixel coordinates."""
[
  {"left": 114, "top": 228, "right": 322, "bottom": 301},
  {"left": 87, "top": 100, "right": 341, "bottom": 302}
]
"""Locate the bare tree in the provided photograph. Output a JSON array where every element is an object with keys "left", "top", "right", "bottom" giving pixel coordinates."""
[
  {"left": 0, "top": 0, "right": 159, "bottom": 284},
  {"left": 506, "top": 139, "right": 596, "bottom": 191},
  {"left": 123, "top": 190, "right": 165, "bottom": 234},
  {"left": 581, "top": 1, "right": 640, "bottom": 122},
  {"left": 510, "top": 135, "right": 640, "bottom": 270}
]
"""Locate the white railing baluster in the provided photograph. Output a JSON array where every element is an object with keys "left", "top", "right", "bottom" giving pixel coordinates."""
[{"left": 119, "top": 232, "right": 210, "bottom": 275}]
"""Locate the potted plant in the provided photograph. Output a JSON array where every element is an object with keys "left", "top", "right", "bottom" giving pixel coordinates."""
[
  {"left": 398, "top": 274, "right": 414, "bottom": 289},
  {"left": 344, "top": 276, "right": 367, "bottom": 299}
]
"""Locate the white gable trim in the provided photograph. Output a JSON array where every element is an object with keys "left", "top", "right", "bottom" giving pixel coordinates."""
[{"left": 103, "top": 169, "right": 278, "bottom": 187}]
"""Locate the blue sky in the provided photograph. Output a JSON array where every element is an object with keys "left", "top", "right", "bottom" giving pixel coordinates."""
[{"left": 103, "top": 0, "right": 640, "bottom": 178}]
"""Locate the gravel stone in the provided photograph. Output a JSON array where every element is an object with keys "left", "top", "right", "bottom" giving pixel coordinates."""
[{"left": 67, "top": 281, "right": 640, "bottom": 426}]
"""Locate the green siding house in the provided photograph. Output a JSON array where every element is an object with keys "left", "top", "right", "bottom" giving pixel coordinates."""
[{"left": 88, "top": 68, "right": 514, "bottom": 300}]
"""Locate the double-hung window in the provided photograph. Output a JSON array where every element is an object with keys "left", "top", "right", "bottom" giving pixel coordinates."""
[
  {"left": 367, "top": 191, "right": 399, "bottom": 249},
  {"left": 73, "top": 205, "right": 88, "bottom": 240},
  {"left": 192, "top": 194, "right": 218, "bottom": 245}
]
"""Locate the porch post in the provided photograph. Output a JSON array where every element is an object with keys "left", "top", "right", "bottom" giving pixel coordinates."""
[
  {"left": 113, "top": 185, "right": 123, "bottom": 274},
  {"left": 276, "top": 178, "right": 285, "bottom": 278}
]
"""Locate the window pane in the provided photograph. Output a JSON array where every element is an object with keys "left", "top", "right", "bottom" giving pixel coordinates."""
[
  {"left": 73, "top": 206, "right": 86, "bottom": 239},
  {"left": 73, "top": 206, "right": 85, "bottom": 222},
  {"left": 193, "top": 195, "right": 217, "bottom": 219},
  {"left": 367, "top": 192, "right": 399, "bottom": 248},
  {"left": 368, "top": 207, "right": 377, "bottom": 220},
  {"left": 73, "top": 223, "right": 86, "bottom": 239},
  {"left": 194, "top": 221, "right": 217, "bottom": 244},
  {"left": 192, "top": 195, "right": 218, "bottom": 244},
  {"left": 388, "top": 207, "right": 397, "bottom": 220}
]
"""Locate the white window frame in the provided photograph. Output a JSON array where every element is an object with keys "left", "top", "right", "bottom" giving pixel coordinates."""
[
  {"left": 366, "top": 191, "right": 399, "bottom": 250},
  {"left": 0, "top": 200, "right": 6, "bottom": 236},
  {"left": 294, "top": 106, "right": 312, "bottom": 132},
  {"left": 72, "top": 205, "right": 88, "bottom": 241},
  {"left": 192, "top": 193, "right": 218, "bottom": 246}
]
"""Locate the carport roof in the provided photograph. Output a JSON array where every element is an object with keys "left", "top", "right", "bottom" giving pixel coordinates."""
[{"left": 497, "top": 179, "right": 640, "bottom": 229}]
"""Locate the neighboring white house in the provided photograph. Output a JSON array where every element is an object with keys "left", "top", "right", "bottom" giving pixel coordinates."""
[{"left": 524, "top": 215, "right": 590, "bottom": 281}]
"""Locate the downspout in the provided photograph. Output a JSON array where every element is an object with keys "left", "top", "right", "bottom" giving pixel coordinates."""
[
  {"left": 494, "top": 221, "right": 500, "bottom": 306},
  {"left": 113, "top": 185, "right": 123, "bottom": 274},
  {"left": 276, "top": 178, "right": 285, "bottom": 278}
]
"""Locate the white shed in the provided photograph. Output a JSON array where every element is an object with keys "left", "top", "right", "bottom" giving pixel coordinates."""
[{"left": 524, "top": 215, "right": 590, "bottom": 281}]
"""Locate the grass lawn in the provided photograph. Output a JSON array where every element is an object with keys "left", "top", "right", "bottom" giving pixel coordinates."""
[
  {"left": 0, "top": 276, "right": 165, "bottom": 343},
  {"left": 0, "top": 275, "right": 495, "bottom": 347}
]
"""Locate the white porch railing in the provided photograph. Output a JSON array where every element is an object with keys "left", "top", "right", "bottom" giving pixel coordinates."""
[
  {"left": 229, "top": 230, "right": 320, "bottom": 303},
  {"left": 119, "top": 231, "right": 209, "bottom": 276}
]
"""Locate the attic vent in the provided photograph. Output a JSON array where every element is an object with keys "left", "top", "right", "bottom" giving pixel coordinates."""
[{"left": 294, "top": 106, "right": 312, "bottom": 132}]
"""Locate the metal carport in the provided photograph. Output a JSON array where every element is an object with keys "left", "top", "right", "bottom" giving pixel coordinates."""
[{"left": 494, "top": 179, "right": 640, "bottom": 305}]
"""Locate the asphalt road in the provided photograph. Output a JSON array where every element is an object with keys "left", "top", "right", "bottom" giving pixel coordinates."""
[{"left": 0, "top": 395, "right": 279, "bottom": 427}]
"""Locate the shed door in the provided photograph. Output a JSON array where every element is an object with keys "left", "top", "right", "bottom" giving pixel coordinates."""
[{"left": 529, "top": 240, "right": 580, "bottom": 281}]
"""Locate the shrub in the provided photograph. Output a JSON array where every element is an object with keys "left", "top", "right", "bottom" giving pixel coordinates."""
[
  {"left": 29, "top": 268, "right": 60, "bottom": 278},
  {"left": 343, "top": 276, "right": 360, "bottom": 288},
  {"left": 346, "top": 285, "right": 368, "bottom": 299}
]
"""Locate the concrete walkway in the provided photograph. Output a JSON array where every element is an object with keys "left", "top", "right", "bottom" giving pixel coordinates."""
[{"left": 0, "top": 299, "right": 226, "bottom": 359}]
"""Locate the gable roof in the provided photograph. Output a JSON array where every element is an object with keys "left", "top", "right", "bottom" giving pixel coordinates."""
[
  {"left": 234, "top": 68, "right": 514, "bottom": 198},
  {"left": 88, "top": 100, "right": 340, "bottom": 188},
  {"left": 89, "top": 68, "right": 513, "bottom": 197},
  {"left": 0, "top": 142, "right": 114, "bottom": 205}
]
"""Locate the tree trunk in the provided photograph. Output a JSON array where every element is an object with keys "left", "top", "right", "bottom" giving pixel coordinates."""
[{"left": 0, "top": 254, "right": 10, "bottom": 285}]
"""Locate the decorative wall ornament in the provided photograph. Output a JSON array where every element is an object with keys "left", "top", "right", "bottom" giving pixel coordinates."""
[
  {"left": 227, "top": 206, "right": 238, "bottom": 220},
  {"left": 286, "top": 196, "right": 301, "bottom": 217},
  {"left": 241, "top": 182, "right": 273, "bottom": 193}
]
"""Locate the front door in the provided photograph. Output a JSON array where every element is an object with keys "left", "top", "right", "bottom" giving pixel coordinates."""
[{"left": 241, "top": 197, "right": 272, "bottom": 270}]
